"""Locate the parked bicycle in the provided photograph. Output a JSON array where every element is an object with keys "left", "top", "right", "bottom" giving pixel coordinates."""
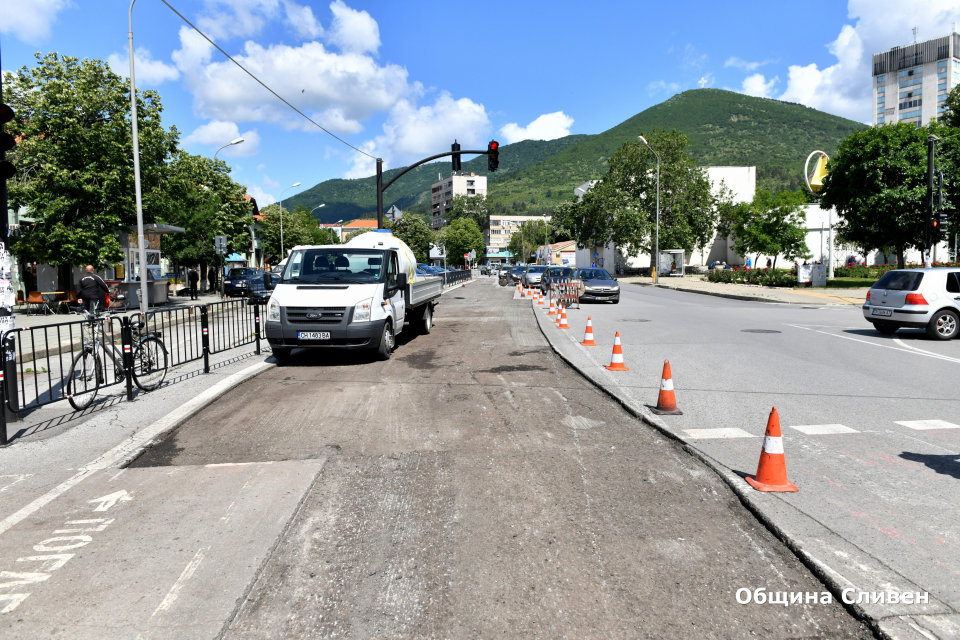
[{"left": 66, "top": 306, "right": 169, "bottom": 410}]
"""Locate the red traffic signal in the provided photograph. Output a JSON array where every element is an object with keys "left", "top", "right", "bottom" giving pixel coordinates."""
[{"left": 487, "top": 140, "right": 499, "bottom": 172}]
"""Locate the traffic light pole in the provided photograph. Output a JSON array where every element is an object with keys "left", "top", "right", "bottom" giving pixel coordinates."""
[
  {"left": 0, "top": 51, "right": 19, "bottom": 432},
  {"left": 925, "top": 135, "right": 936, "bottom": 268}
]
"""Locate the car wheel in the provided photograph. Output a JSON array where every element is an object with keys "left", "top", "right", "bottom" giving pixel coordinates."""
[
  {"left": 612, "top": 296, "right": 620, "bottom": 305},
  {"left": 872, "top": 321, "right": 899, "bottom": 335},
  {"left": 926, "top": 309, "right": 959, "bottom": 340},
  {"left": 420, "top": 305, "right": 433, "bottom": 335},
  {"left": 272, "top": 347, "right": 292, "bottom": 361},
  {"left": 377, "top": 321, "right": 395, "bottom": 360}
]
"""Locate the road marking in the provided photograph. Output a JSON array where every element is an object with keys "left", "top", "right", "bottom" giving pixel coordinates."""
[
  {"left": 89, "top": 490, "right": 133, "bottom": 512},
  {"left": 152, "top": 547, "right": 208, "bottom": 617},
  {"left": 789, "top": 424, "right": 859, "bottom": 435},
  {"left": 894, "top": 420, "right": 960, "bottom": 431},
  {"left": 683, "top": 428, "right": 757, "bottom": 439},
  {"left": 0, "top": 361, "right": 274, "bottom": 539},
  {"left": 787, "top": 325, "right": 960, "bottom": 364}
]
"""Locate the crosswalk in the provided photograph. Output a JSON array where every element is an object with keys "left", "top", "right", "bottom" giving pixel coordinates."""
[{"left": 684, "top": 421, "right": 959, "bottom": 439}]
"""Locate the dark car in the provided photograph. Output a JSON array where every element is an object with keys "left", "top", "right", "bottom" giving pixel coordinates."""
[
  {"left": 247, "top": 271, "right": 278, "bottom": 304},
  {"left": 578, "top": 268, "right": 620, "bottom": 303},
  {"left": 539, "top": 266, "right": 579, "bottom": 294},
  {"left": 509, "top": 266, "right": 526, "bottom": 284},
  {"left": 222, "top": 267, "right": 260, "bottom": 297}
]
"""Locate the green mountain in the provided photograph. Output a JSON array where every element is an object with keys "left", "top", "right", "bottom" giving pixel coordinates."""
[
  {"left": 287, "top": 89, "right": 867, "bottom": 222},
  {"left": 285, "top": 135, "right": 588, "bottom": 222},
  {"left": 487, "top": 89, "right": 867, "bottom": 210}
]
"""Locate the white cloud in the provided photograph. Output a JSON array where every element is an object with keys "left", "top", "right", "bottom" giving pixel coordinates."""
[
  {"left": 741, "top": 73, "right": 779, "bottom": 98},
  {"left": 724, "top": 57, "right": 777, "bottom": 72},
  {"left": 499, "top": 111, "right": 574, "bottom": 144},
  {"left": 246, "top": 183, "right": 276, "bottom": 205},
  {"left": 182, "top": 120, "right": 262, "bottom": 157},
  {"left": 284, "top": 0, "right": 324, "bottom": 39},
  {"left": 196, "top": 0, "right": 280, "bottom": 41},
  {"left": 317, "top": 107, "right": 365, "bottom": 134},
  {"left": 107, "top": 47, "right": 180, "bottom": 86},
  {"left": 647, "top": 80, "right": 682, "bottom": 95},
  {"left": 1, "top": 0, "right": 69, "bottom": 43},
  {"left": 327, "top": 0, "right": 380, "bottom": 55},
  {"left": 262, "top": 175, "right": 280, "bottom": 189},
  {"left": 778, "top": 0, "right": 960, "bottom": 121}
]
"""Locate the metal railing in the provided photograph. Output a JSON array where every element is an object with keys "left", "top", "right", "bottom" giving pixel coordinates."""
[{"left": 442, "top": 270, "right": 472, "bottom": 287}]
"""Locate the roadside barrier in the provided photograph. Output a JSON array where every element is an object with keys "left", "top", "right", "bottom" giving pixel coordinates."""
[
  {"left": 441, "top": 269, "right": 472, "bottom": 287},
  {"left": 651, "top": 360, "right": 683, "bottom": 415},
  {"left": 550, "top": 278, "right": 582, "bottom": 309},
  {"left": 581, "top": 317, "right": 596, "bottom": 346},
  {"left": 746, "top": 407, "right": 799, "bottom": 492},
  {"left": 558, "top": 307, "right": 569, "bottom": 330},
  {"left": 605, "top": 332, "right": 629, "bottom": 371}
]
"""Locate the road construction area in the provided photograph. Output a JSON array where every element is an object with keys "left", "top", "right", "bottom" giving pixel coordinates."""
[{"left": 0, "top": 278, "right": 874, "bottom": 639}]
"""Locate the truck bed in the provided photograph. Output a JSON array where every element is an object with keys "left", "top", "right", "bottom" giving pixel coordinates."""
[{"left": 409, "top": 276, "right": 442, "bottom": 307}]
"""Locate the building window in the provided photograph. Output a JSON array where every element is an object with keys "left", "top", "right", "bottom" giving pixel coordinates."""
[
  {"left": 877, "top": 96, "right": 886, "bottom": 104},
  {"left": 898, "top": 67, "right": 923, "bottom": 78},
  {"left": 877, "top": 106, "right": 885, "bottom": 114},
  {"left": 898, "top": 99, "right": 922, "bottom": 110},
  {"left": 939, "top": 104, "right": 949, "bottom": 113},
  {"left": 939, "top": 60, "right": 949, "bottom": 69},
  {"left": 877, "top": 75, "right": 886, "bottom": 84},
  {"left": 899, "top": 76, "right": 923, "bottom": 88},
  {"left": 877, "top": 85, "right": 885, "bottom": 94},
  {"left": 899, "top": 109, "right": 922, "bottom": 120},
  {"left": 467, "top": 180, "right": 474, "bottom": 186},
  {"left": 467, "top": 189, "right": 475, "bottom": 195},
  {"left": 898, "top": 88, "right": 921, "bottom": 99},
  {"left": 939, "top": 82, "right": 948, "bottom": 92},
  {"left": 876, "top": 116, "right": 885, "bottom": 124},
  {"left": 939, "top": 94, "right": 949, "bottom": 102},
  {"left": 939, "top": 71, "right": 948, "bottom": 80}
]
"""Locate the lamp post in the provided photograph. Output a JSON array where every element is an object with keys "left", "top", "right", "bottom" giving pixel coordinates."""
[
  {"left": 127, "top": 0, "right": 149, "bottom": 314},
  {"left": 215, "top": 137, "right": 244, "bottom": 159},
  {"left": 279, "top": 182, "right": 301, "bottom": 258},
  {"left": 311, "top": 204, "right": 326, "bottom": 215},
  {"left": 638, "top": 136, "right": 661, "bottom": 283}
]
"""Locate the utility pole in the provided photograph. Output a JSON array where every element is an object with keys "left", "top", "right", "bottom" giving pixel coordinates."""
[
  {"left": 376, "top": 158, "right": 384, "bottom": 229},
  {"left": 925, "top": 135, "right": 936, "bottom": 268}
]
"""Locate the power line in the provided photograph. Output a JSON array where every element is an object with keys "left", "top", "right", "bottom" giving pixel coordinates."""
[{"left": 159, "top": 0, "right": 376, "bottom": 159}]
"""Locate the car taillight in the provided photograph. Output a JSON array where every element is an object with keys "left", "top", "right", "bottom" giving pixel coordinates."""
[
  {"left": 865, "top": 291, "right": 871, "bottom": 301},
  {"left": 905, "top": 293, "right": 928, "bottom": 305}
]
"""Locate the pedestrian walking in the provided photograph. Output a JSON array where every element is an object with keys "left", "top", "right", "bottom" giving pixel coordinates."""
[
  {"left": 77, "top": 265, "right": 110, "bottom": 314},
  {"left": 188, "top": 268, "right": 200, "bottom": 300},
  {"left": 745, "top": 256, "right": 753, "bottom": 269},
  {"left": 766, "top": 257, "right": 772, "bottom": 268},
  {"left": 207, "top": 267, "right": 217, "bottom": 293}
]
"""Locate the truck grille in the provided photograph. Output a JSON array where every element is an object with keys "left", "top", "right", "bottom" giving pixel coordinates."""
[{"left": 285, "top": 307, "right": 348, "bottom": 325}]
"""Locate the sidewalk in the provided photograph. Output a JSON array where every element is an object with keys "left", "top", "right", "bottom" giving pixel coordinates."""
[{"left": 621, "top": 276, "right": 868, "bottom": 306}]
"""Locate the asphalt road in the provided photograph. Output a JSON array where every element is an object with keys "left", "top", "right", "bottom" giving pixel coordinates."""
[
  {"left": 535, "top": 282, "right": 960, "bottom": 637},
  {"left": 0, "top": 279, "right": 871, "bottom": 638}
]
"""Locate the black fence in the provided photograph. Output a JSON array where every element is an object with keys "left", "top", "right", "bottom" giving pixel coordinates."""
[
  {"left": 0, "top": 299, "right": 267, "bottom": 439},
  {"left": 442, "top": 270, "right": 472, "bottom": 287}
]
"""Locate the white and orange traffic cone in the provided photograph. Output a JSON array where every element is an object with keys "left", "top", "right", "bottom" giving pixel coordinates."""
[
  {"left": 537, "top": 290, "right": 545, "bottom": 305},
  {"left": 555, "top": 303, "right": 564, "bottom": 326},
  {"left": 650, "top": 360, "right": 683, "bottom": 415},
  {"left": 581, "top": 317, "right": 596, "bottom": 346},
  {"left": 547, "top": 297, "right": 557, "bottom": 316},
  {"left": 558, "top": 307, "right": 569, "bottom": 329},
  {"left": 746, "top": 408, "right": 799, "bottom": 492},
  {"left": 605, "top": 332, "right": 629, "bottom": 371}
]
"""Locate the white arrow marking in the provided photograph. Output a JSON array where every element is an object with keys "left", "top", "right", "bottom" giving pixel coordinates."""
[{"left": 88, "top": 491, "right": 132, "bottom": 512}]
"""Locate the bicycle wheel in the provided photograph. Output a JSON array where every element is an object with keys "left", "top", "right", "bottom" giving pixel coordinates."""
[
  {"left": 67, "top": 349, "right": 102, "bottom": 411},
  {"left": 132, "top": 336, "right": 168, "bottom": 391}
]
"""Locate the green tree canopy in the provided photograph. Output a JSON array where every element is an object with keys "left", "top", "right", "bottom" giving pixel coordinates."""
[
  {"left": 446, "top": 193, "right": 490, "bottom": 230},
  {"left": 718, "top": 190, "right": 810, "bottom": 269},
  {"left": 259, "top": 204, "right": 317, "bottom": 263},
  {"left": 506, "top": 219, "right": 552, "bottom": 264},
  {"left": 390, "top": 214, "right": 433, "bottom": 263},
  {"left": 441, "top": 218, "right": 485, "bottom": 267},
  {"left": 6, "top": 53, "right": 178, "bottom": 269}
]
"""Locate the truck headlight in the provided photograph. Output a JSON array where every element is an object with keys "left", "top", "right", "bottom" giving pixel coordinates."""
[
  {"left": 353, "top": 298, "right": 373, "bottom": 322},
  {"left": 267, "top": 299, "right": 280, "bottom": 322}
]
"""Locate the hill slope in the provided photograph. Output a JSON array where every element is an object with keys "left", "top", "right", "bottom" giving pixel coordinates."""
[
  {"left": 285, "top": 135, "right": 588, "bottom": 222},
  {"left": 487, "top": 89, "right": 867, "bottom": 209}
]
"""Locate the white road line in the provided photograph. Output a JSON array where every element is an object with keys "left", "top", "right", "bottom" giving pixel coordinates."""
[
  {"left": 894, "top": 420, "right": 960, "bottom": 431},
  {"left": 787, "top": 325, "right": 960, "bottom": 364},
  {"left": 151, "top": 547, "right": 208, "bottom": 617},
  {"left": 893, "top": 337, "right": 960, "bottom": 362},
  {"left": 684, "top": 428, "right": 757, "bottom": 439},
  {"left": 788, "top": 424, "right": 859, "bottom": 435},
  {"left": 0, "top": 361, "right": 274, "bottom": 538}
]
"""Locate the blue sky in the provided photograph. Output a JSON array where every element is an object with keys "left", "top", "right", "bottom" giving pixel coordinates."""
[{"left": 4, "top": 0, "right": 960, "bottom": 205}]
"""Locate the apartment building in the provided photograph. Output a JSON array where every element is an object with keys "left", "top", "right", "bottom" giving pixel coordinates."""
[
  {"left": 872, "top": 31, "right": 960, "bottom": 126},
  {"left": 430, "top": 173, "right": 487, "bottom": 230},
  {"left": 486, "top": 215, "right": 551, "bottom": 261}
]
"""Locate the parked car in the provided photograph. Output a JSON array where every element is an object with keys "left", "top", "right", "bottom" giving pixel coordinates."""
[
  {"left": 578, "top": 267, "right": 620, "bottom": 304},
  {"left": 521, "top": 265, "right": 548, "bottom": 288},
  {"left": 509, "top": 266, "right": 526, "bottom": 284},
  {"left": 863, "top": 268, "right": 960, "bottom": 340},
  {"left": 539, "top": 266, "right": 579, "bottom": 294},
  {"left": 418, "top": 263, "right": 442, "bottom": 275},
  {"left": 480, "top": 264, "right": 492, "bottom": 275},
  {"left": 222, "top": 267, "right": 261, "bottom": 297}
]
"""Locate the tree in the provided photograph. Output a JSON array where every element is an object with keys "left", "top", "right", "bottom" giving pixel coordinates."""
[
  {"left": 311, "top": 227, "right": 340, "bottom": 245},
  {"left": 390, "top": 214, "right": 433, "bottom": 263},
  {"left": 259, "top": 204, "right": 317, "bottom": 262},
  {"left": 819, "top": 122, "right": 931, "bottom": 269},
  {"left": 6, "top": 53, "right": 178, "bottom": 272},
  {"left": 506, "top": 219, "right": 552, "bottom": 263},
  {"left": 446, "top": 193, "right": 490, "bottom": 230},
  {"left": 941, "top": 85, "right": 960, "bottom": 128},
  {"left": 719, "top": 190, "right": 810, "bottom": 269},
  {"left": 442, "top": 218, "right": 485, "bottom": 267}
]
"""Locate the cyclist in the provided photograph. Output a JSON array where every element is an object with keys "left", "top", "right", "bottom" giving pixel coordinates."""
[{"left": 77, "top": 265, "right": 110, "bottom": 314}]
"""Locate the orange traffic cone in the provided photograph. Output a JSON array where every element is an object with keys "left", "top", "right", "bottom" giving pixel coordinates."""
[
  {"left": 547, "top": 297, "right": 557, "bottom": 316},
  {"left": 605, "top": 332, "right": 629, "bottom": 371},
  {"left": 537, "top": 290, "right": 545, "bottom": 305},
  {"left": 581, "top": 317, "right": 596, "bottom": 346},
  {"left": 554, "top": 303, "right": 563, "bottom": 326},
  {"left": 558, "top": 307, "right": 569, "bottom": 329},
  {"left": 746, "top": 408, "right": 799, "bottom": 492},
  {"left": 650, "top": 360, "right": 683, "bottom": 415}
]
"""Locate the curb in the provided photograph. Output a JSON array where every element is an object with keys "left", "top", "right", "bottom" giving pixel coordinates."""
[
  {"left": 527, "top": 299, "right": 937, "bottom": 640},
  {"left": 632, "top": 281, "right": 800, "bottom": 304}
]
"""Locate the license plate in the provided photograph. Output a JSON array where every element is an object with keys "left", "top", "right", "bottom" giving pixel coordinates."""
[
  {"left": 871, "top": 308, "right": 893, "bottom": 317},
  {"left": 298, "top": 331, "right": 330, "bottom": 340}
]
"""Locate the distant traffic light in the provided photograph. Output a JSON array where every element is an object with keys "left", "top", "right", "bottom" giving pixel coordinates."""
[
  {"left": 451, "top": 140, "right": 461, "bottom": 172},
  {"left": 0, "top": 103, "right": 15, "bottom": 181},
  {"left": 487, "top": 140, "right": 499, "bottom": 172}
]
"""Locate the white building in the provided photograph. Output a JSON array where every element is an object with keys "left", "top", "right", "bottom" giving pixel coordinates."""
[
  {"left": 431, "top": 173, "right": 487, "bottom": 230},
  {"left": 485, "top": 214, "right": 551, "bottom": 262},
  {"left": 872, "top": 32, "right": 960, "bottom": 127}
]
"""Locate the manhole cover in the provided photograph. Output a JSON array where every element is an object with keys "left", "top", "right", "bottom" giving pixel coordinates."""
[
  {"left": 620, "top": 319, "right": 651, "bottom": 323},
  {"left": 741, "top": 329, "right": 781, "bottom": 333}
]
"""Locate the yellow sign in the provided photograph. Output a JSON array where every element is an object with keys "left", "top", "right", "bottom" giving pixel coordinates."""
[{"left": 804, "top": 150, "right": 829, "bottom": 193}]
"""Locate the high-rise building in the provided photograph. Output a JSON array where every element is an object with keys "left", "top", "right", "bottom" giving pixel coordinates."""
[
  {"left": 872, "top": 32, "right": 960, "bottom": 126},
  {"left": 430, "top": 173, "right": 487, "bottom": 230}
]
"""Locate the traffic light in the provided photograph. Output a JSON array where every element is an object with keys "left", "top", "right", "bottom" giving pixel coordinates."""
[
  {"left": 0, "top": 104, "right": 15, "bottom": 181},
  {"left": 451, "top": 140, "right": 461, "bottom": 172},
  {"left": 487, "top": 140, "right": 499, "bottom": 172}
]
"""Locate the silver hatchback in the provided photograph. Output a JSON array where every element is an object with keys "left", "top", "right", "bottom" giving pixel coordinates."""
[{"left": 862, "top": 268, "right": 960, "bottom": 340}]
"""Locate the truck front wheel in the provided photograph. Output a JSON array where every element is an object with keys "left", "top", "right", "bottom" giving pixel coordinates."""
[
  {"left": 377, "top": 321, "right": 395, "bottom": 361},
  {"left": 420, "top": 305, "right": 433, "bottom": 335}
]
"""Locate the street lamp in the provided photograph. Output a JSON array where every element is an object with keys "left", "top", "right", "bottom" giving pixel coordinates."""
[
  {"left": 311, "top": 204, "right": 326, "bottom": 214},
  {"left": 215, "top": 137, "right": 244, "bottom": 159},
  {"left": 638, "top": 136, "right": 661, "bottom": 283},
  {"left": 279, "top": 182, "right": 301, "bottom": 258},
  {"left": 127, "top": 0, "right": 149, "bottom": 314}
]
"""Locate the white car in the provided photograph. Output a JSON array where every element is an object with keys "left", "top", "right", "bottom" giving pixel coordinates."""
[{"left": 862, "top": 268, "right": 960, "bottom": 340}]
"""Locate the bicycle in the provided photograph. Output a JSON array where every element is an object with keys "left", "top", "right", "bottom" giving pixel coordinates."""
[{"left": 66, "top": 306, "right": 169, "bottom": 411}]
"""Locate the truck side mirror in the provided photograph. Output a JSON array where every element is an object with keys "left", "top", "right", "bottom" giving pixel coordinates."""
[
  {"left": 397, "top": 273, "right": 408, "bottom": 289},
  {"left": 263, "top": 272, "right": 273, "bottom": 288}
]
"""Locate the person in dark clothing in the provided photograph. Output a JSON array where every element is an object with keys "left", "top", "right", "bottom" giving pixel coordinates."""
[
  {"left": 77, "top": 265, "right": 110, "bottom": 314},
  {"left": 207, "top": 267, "right": 217, "bottom": 293},
  {"left": 187, "top": 268, "right": 200, "bottom": 300}
]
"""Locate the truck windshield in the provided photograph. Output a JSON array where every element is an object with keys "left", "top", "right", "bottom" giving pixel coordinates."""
[{"left": 282, "top": 249, "right": 386, "bottom": 283}]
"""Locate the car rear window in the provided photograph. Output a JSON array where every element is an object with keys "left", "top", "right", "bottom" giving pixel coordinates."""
[{"left": 873, "top": 271, "right": 924, "bottom": 291}]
